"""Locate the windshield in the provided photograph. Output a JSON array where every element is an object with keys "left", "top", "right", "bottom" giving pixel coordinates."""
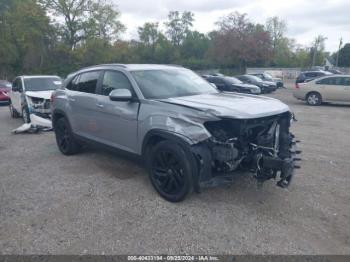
[
  {"left": 24, "top": 77, "right": 62, "bottom": 91},
  {"left": 246, "top": 75, "right": 263, "bottom": 82},
  {"left": 225, "top": 77, "right": 243, "bottom": 84},
  {"left": 131, "top": 69, "right": 218, "bottom": 99},
  {"left": 263, "top": 73, "right": 273, "bottom": 80}
]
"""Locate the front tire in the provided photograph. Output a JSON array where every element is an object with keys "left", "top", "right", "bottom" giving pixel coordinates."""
[
  {"left": 54, "top": 117, "right": 81, "bottom": 155},
  {"left": 306, "top": 92, "right": 322, "bottom": 106},
  {"left": 147, "top": 140, "right": 193, "bottom": 202},
  {"left": 22, "top": 105, "right": 30, "bottom": 123}
]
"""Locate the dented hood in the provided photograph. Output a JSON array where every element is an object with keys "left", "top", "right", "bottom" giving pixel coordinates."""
[
  {"left": 25, "top": 90, "right": 53, "bottom": 100},
  {"left": 161, "top": 92, "right": 290, "bottom": 119}
]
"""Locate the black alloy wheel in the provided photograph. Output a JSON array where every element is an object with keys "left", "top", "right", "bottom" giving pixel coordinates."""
[
  {"left": 54, "top": 117, "right": 81, "bottom": 155},
  {"left": 148, "top": 141, "right": 193, "bottom": 202}
]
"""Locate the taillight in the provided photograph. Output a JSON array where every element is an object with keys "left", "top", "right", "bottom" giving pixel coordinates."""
[
  {"left": 295, "top": 83, "right": 300, "bottom": 89},
  {"left": 50, "top": 93, "right": 55, "bottom": 103}
]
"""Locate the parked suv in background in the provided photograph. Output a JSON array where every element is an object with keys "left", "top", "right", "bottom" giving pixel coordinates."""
[
  {"left": 52, "top": 64, "right": 299, "bottom": 202},
  {"left": 296, "top": 70, "right": 332, "bottom": 84},
  {"left": 294, "top": 75, "right": 350, "bottom": 105},
  {"left": 204, "top": 75, "right": 261, "bottom": 94}
]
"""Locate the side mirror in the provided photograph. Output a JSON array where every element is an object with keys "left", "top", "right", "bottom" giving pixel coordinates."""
[{"left": 109, "top": 89, "right": 133, "bottom": 102}]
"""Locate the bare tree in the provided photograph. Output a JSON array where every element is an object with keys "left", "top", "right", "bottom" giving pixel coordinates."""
[{"left": 311, "top": 35, "right": 327, "bottom": 66}]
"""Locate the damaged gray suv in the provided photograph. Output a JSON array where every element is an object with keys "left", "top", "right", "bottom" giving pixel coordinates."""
[{"left": 52, "top": 64, "right": 300, "bottom": 202}]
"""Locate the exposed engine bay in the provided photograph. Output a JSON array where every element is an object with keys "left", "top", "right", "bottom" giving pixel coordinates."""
[{"left": 192, "top": 112, "right": 300, "bottom": 190}]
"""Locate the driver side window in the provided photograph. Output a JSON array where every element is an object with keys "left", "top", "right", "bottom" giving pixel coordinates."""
[{"left": 101, "top": 71, "right": 132, "bottom": 96}]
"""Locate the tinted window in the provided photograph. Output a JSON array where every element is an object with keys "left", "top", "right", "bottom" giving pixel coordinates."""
[
  {"left": 263, "top": 73, "right": 273, "bottom": 80},
  {"left": 77, "top": 71, "right": 100, "bottom": 94},
  {"left": 305, "top": 72, "right": 316, "bottom": 77},
  {"left": 245, "top": 75, "right": 263, "bottom": 82},
  {"left": 317, "top": 77, "right": 331, "bottom": 84},
  {"left": 101, "top": 71, "right": 132, "bottom": 96},
  {"left": 225, "top": 77, "right": 242, "bottom": 84},
  {"left": 343, "top": 77, "right": 350, "bottom": 86},
  {"left": 317, "top": 77, "right": 343, "bottom": 85}
]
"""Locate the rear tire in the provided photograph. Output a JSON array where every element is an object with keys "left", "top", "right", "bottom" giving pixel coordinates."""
[
  {"left": 54, "top": 117, "right": 81, "bottom": 155},
  {"left": 306, "top": 92, "right": 322, "bottom": 106},
  {"left": 147, "top": 140, "right": 193, "bottom": 202}
]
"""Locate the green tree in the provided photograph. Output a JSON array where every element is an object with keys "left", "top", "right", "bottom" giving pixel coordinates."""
[
  {"left": 40, "top": 0, "right": 92, "bottom": 49},
  {"left": 138, "top": 22, "right": 161, "bottom": 46},
  {"left": 85, "top": 1, "right": 125, "bottom": 41},
  {"left": 0, "top": 0, "right": 54, "bottom": 77},
  {"left": 40, "top": 0, "right": 124, "bottom": 49},
  {"left": 180, "top": 31, "right": 210, "bottom": 59},
  {"left": 164, "top": 11, "right": 194, "bottom": 46}
]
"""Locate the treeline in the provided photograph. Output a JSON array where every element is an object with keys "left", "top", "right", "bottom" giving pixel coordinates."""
[{"left": 0, "top": 0, "right": 347, "bottom": 79}]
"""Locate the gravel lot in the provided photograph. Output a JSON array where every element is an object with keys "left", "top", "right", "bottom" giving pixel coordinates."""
[{"left": 0, "top": 86, "right": 349, "bottom": 255}]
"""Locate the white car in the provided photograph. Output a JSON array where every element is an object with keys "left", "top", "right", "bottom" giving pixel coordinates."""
[
  {"left": 9, "top": 75, "right": 62, "bottom": 128},
  {"left": 293, "top": 75, "right": 350, "bottom": 105}
]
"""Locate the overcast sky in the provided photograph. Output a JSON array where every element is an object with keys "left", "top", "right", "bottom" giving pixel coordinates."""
[{"left": 114, "top": 0, "right": 349, "bottom": 52}]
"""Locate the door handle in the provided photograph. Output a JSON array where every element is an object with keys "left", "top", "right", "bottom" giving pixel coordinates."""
[
  {"left": 96, "top": 103, "right": 104, "bottom": 108},
  {"left": 68, "top": 98, "right": 76, "bottom": 102}
]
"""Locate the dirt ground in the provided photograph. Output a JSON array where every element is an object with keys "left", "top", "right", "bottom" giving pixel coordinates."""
[{"left": 0, "top": 86, "right": 349, "bottom": 255}]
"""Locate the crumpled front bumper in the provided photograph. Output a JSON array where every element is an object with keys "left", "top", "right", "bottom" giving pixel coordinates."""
[{"left": 12, "top": 113, "right": 52, "bottom": 134}]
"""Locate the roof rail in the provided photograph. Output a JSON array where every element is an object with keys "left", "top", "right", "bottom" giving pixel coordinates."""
[{"left": 81, "top": 63, "right": 127, "bottom": 70}]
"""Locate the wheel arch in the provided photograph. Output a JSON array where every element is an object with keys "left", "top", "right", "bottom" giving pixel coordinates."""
[
  {"left": 141, "top": 129, "right": 193, "bottom": 158},
  {"left": 52, "top": 109, "right": 69, "bottom": 130}
]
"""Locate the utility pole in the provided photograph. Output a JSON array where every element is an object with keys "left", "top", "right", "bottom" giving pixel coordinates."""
[{"left": 336, "top": 37, "right": 343, "bottom": 67}]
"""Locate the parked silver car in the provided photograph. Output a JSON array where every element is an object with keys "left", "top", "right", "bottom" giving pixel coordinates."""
[{"left": 51, "top": 64, "right": 299, "bottom": 202}]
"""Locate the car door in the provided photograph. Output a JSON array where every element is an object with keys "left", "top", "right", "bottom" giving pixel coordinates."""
[
  {"left": 94, "top": 70, "right": 140, "bottom": 153},
  {"left": 10, "top": 77, "right": 23, "bottom": 112},
  {"left": 316, "top": 77, "right": 347, "bottom": 101},
  {"left": 65, "top": 70, "right": 103, "bottom": 139}
]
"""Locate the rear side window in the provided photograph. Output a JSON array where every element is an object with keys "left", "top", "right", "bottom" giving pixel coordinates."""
[
  {"left": 317, "top": 77, "right": 343, "bottom": 85},
  {"left": 305, "top": 72, "right": 316, "bottom": 77},
  {"left": 343, "top": 77, "right": 350, "bottom": 86},
  {"left": 101, "top": 71, "right": 132, "bottom": 96},
  {"left": 77, "top": 71, "right": 101, "bottom": 94},
  {"left": 317, "top": 77, "right": 332, "bottom": 84}
]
